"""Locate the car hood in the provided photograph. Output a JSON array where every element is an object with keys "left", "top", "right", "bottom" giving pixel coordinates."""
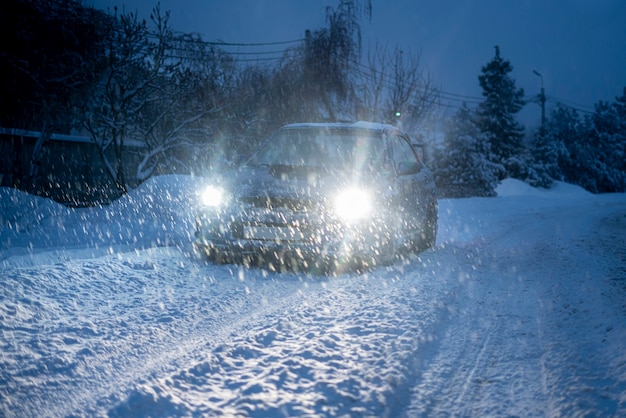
[{"left": 221, "top": 165, "right": 379, "bottom": 203}]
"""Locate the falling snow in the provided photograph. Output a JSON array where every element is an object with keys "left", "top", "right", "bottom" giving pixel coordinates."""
[{"left": 1, "top": 176, "right": 625, "bottom": 417}]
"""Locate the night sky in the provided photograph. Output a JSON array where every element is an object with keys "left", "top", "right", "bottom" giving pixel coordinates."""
[{"left": 91, "top": 0, "right": 626, "bottom": 127}]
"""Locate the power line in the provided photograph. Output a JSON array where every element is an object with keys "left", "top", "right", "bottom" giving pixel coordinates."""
[
  {"left": 546, "top": 98, "right": 594, "bottom": 115},
  {"left": 216, "top": 49, "right": 290, "bottom": 56},
  {"left": 167, "top": 45, "right": 290, "bottom": 56},
  {"left": 165, "top": 54, "right": 286, "bottom": 63},
  {"left": 235, "top": 56, "right": 287, "bottom": 63},
  {"left": 438, "top": 90, "right": 483, "bottom": 102},
  {"left": 158, "top": 34, "right": 305, "bottom": 63},
  {"left": 167, "top": 33, "right": 305, "bottom": 47},
  {"left": 205, "top": 39, "right": 305, "bottom": 47},
  {"left": 162, "top": 37, "right": 598, "bottom": 116},
  {"left": 548, "top": 95, "right": 595, "bottom": 112},
  {"left": 177, "top": 45, "right": 304, "bottom": 61},
  {"left": 437, "top": 92, "right": 482, "bottom": 105}
]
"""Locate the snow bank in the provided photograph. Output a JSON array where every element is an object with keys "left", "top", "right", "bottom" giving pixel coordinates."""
[
  {"left": 496, "top": 178, "right": 592, "bottom": 198},
  {"left": 0, "top": 187, "right": 71, "bottom": 231},
  {"left": 1, "top": 176, "right": 597, "bottom": 265},
  {"left": 1, "top": 175, "right": 206, "bottom": 265},
  {"left": 108, "top": 174, "right": 203, "bottom": 220}
]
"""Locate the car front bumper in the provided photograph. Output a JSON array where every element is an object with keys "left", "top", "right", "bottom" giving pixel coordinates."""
[{"left": 194, "top": 210, "right": 392, "bottom": 270}]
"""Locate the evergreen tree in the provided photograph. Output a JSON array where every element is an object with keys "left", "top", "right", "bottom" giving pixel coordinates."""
[
  {"left": 588, "top": 89, "right": 626, "bottom": 192},
  {"left": 477, "top": 46, "right": 526, "bottom": 179},
  {"left": 612, "top": 89, "right": 626, "bottom": 177},
  {"left": 544, "top": 105, "right": 604, "bottom": 192},
  {"left": 434, "top": 104, "right": 500, "bottom": 197},
  {"left": 528, "top": 106, "right": 572, "bottom": 187}
]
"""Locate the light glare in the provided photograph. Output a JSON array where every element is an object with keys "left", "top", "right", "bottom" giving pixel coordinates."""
[
  {"left": 334, "top": 187, "right": 372, "bottom": 222},
  {"left": 201, "top": 185, "right": 225, "bottom": 207}
]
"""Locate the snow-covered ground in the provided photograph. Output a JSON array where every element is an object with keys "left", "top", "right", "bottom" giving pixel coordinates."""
[{"left": 1, "top": 175, "right": 625, "bottom": 417}]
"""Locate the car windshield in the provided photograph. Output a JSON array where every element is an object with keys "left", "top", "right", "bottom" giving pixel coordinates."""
[{"left": 248, "top": 128, "right": 383, "bottom": 171}]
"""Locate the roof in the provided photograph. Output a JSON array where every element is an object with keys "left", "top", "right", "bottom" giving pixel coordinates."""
[
  {"left": 0, "top": 127, "right": 146, "bottom": 148},
  {"left": 282, "top": 121, "right": 400, "bottom": 135}
]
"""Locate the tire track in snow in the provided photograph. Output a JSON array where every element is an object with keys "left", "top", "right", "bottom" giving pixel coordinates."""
[
  {"left": 455, "top": 328, "right": 492, "bottom": 407},
  {"left": 403, "top": 197, "right": 626, "bottom": 417},
  {"left": 108, "top": 253, "right": 460, "bottom": 417},
  {"left": 0, "top": 247, "right": 313, "bottom": 417}
]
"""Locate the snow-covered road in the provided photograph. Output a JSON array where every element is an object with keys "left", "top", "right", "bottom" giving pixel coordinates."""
[
  {"left": 407, "top": 194, "right": 626, "bottom": 417},
  {"left": 1, "top": 177, "right": 625, "bottom": 417}
]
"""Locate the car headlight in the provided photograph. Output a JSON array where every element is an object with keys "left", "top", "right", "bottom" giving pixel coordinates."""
[
  {"left": 333, "top": 187, "right": 373, "bottom": 223},
  {"left": 200, "top": 185, "right": 227, "bottom": 207}
]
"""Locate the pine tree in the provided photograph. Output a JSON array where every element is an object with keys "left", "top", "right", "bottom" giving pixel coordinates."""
[
  {"left": 529, "top": 106, "right": 572, "bottom": 187},
  {"left": 588, "top": 90, "right": 626, "bottom": 192},
  {"left": 546, "top": 105, "right": 602, "bottom": 193},
  {"left": 434, "top": 104, "right": 500, "bottom": 197},
  {"left": 477, "top": 46, "right": 526, "bottom": 179},
  {"left": 613, "top": 89, "right": 626, "bottom": 177}
]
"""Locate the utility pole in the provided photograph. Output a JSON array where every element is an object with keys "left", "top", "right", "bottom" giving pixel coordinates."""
[
  {"left": 533, "top": 69, "right": 546, "bottom": 129},
  {"left": 305, "top": 29, "right": 311, "bottom": 60}
]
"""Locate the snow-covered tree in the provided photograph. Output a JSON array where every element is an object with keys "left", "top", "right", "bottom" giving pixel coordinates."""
[
  {"left": 536, "top": 101, "right": 624, "bottom": 194},
  {"left": 134, "top": 34, "right": 237, "bottom": 181},
  {"left": 225, "top": 0, "right": 373, "bottom": 130},
  {"left": 611, "top": 89, "right": 626, "bottom": 178},
  {"left": 80, "top": 6, "right": 225, "bottom": 193},
  {"left": 527, "top": 106, "right": 575, "bottom": 188},
  {"left": 434, "top": 104, "right": 500, "bottom": 197},
  {"left": 79, "top": 9, "right": 151, "bottom": 194},
  {"left": 542, "top": 105, "right": 588, "bottom": 187},
  {"left": 587, "top": 89, "right": 626, "bottom": 192},
  {"left": 477, "top": 46, "right": 526, "bottom": 179}
]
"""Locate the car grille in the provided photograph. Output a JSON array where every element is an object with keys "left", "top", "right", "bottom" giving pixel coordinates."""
[
  {"left": 231, "top": 222, "right": 314, "bottom": 242},
  {"left": 241, "top": 196, "right": 316, "bottom": 212},
  {"left": 231, "top": 197, "right": 324, "bottom": 242}
]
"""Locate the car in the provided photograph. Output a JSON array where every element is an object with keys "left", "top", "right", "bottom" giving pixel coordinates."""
[{"left": 194, "top": 121, "right": 438, "bottom": 273}]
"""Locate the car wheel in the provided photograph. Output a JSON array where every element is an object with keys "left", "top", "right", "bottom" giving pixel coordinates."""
[
  {"left": 377, "top": 221, "right": 400, "bottom": 266},
  {"left": 421, "top": 200, "right": 438, "bottom": 250},
  {"left": 191, "top": 243, "right": 211, "bottom": 264},
  {"left": 198, "top": 246, "right": 230, "bottom": 265}
]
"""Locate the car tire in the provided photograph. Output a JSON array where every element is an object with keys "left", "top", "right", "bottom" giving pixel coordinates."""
[
  {"left": 421, "top": 200, "right": 438, "bottom": 250},
  {"left": 377, "top": 222, "right": 399, "bottom": 266},
  {"left": 198, "top": 246, "right": 229, "bottom": 265}
]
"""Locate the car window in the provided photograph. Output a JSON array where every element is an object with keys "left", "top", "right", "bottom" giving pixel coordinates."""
[
  {"left": 249, "top": 129, "right": 384, "bottom": 171},
  {"left": 389, "top": 135, "right": 418, "bottom": 168}
]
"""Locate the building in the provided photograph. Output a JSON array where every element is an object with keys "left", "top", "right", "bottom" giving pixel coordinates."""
[{"left": 0, "top": 128, "right": 144, "bottom": 206}]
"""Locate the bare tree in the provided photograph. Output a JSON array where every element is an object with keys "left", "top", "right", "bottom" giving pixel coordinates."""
[
  {"left": 80, "top": 6, "right": 217, "bottom": 192},
  {"left": 302, "top": 0, "right": 372, "bottom": 120},
  {"left": 357, "top": 45, "right": 439, "bottom": 132},
  {"left": 80, "top": 8, "right": 150, "bottom": 193},
  {"left": 133, "top": 32, "right": 237, "bottom": 180},
  {"left": 357, "top": 44, "right": 392, "bottom": 121}
]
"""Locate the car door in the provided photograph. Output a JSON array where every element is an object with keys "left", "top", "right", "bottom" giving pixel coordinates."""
[{"left": 388, "top": 134, "right": 425, "bottom": 242}]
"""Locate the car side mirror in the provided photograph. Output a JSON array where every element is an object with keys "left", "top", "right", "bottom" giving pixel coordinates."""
[{"left": 396, "top": 161, "right": 421, "bottom": 176}]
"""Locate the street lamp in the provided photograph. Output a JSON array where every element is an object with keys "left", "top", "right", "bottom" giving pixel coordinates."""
[{"left": 533, "top": 69, "right": 546, "bottom": 129}]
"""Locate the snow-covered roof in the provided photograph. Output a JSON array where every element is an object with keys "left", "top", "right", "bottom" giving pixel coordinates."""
[
  {"left": 0, "top": 127, "right": 145, "bottom": 148},
  {"left": 0, "top": 127, "right": 92, "bottom": 144},
  {"left": 282, "top": 121, "right": 400, "bottom": 134}
]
